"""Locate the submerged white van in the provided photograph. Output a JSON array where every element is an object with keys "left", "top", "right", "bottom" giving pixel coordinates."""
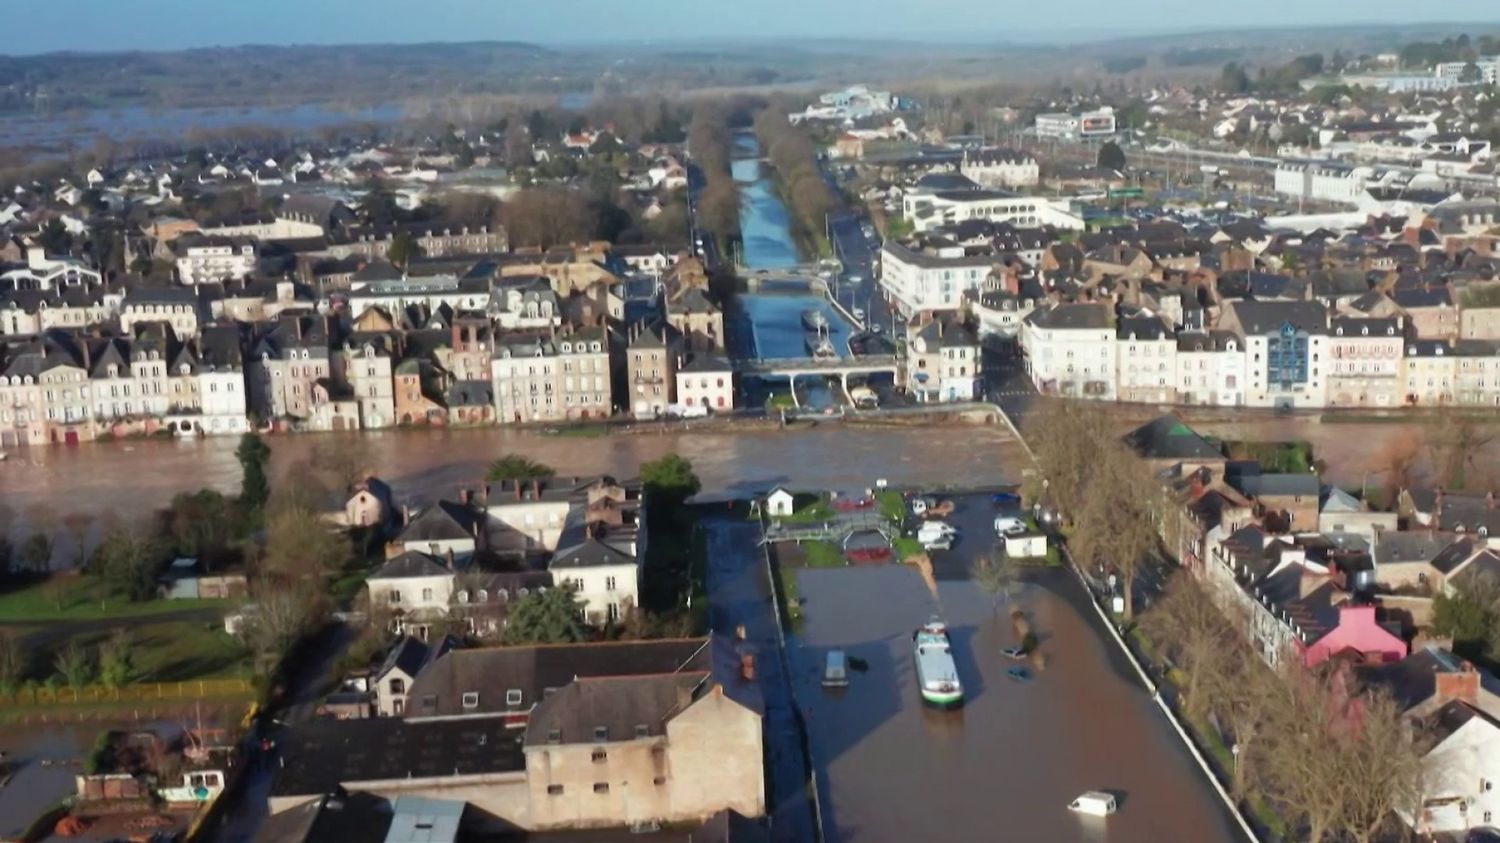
[
  {"left": 823, "top": 650, "right": 849, "bottom": 688},
  {"left": 1068, "top": 791, "right": 1118, "bottom": 817}
]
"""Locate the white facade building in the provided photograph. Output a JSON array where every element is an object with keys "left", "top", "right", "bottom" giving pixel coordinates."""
[
  {"left": 959, "top": 149, "right": 1040, "bottom": 188},
  {"left": 878, "top": 242, "right": 995, "bottom": 317},
  {"left": 1020, "top": 302, "right": 1117, "bottom": 400},
  {"left": 1034, "top": 107, "right": 1117, "bottom": 141},
  {"left": 901, "top": 191, "right": 1084, "bottom": 234},
  {"left": 175, "top": 237, "right": 256, "bottom": 286}
]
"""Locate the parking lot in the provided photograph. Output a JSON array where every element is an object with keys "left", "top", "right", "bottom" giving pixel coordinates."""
[{"left": 785, "top": 491, "right": 1244, "bottom": 843}]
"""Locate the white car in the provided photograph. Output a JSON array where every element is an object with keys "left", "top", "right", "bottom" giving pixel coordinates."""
[{"left": 994, "top": 516, "right": 1026, "bottom": 537}]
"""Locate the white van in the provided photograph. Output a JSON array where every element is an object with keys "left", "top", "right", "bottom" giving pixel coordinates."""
[
  {"left": 823, "top": 650, "right": 849, "bottom": 688},
  {"left": 1068, "top": 791, "right": 1118, "bottom": 817},
  {"left": 917, "top": 521, "right": 955, "bottom": 540}
]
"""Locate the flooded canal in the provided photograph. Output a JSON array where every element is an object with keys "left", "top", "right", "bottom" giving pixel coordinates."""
[
  {"left": 789, "top": 564, "right": 1243, "bottom": 843},
  {"left": 0, "top": 425, "right": 1027, "bottom": 531},
  {"left": 733, "top": 133, "right": 799, "bottom": 270}
]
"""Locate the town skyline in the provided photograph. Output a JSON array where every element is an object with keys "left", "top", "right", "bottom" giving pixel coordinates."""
[{"left": 3, "top": 2, "right": 1499, "bottom": 54}]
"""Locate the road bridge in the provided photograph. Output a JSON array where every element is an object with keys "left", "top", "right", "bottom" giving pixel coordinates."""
[{"left": 734, "top": 355, "right": 901, "bottom": 408}]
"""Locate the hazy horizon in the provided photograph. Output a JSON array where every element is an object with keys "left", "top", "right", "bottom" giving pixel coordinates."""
[{"left": 2, "top": 1, "right": 1497, "bottom": 56}]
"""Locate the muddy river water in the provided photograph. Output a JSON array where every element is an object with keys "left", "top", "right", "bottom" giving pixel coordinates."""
[
  {"left": 0, "top": 425, "right": 1029, "bottom": 530},
  {"left": 791, "top": 565, "right": 1243, "bottom": 843}
]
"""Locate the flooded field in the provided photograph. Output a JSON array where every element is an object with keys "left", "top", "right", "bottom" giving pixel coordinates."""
[
  {"left": 789, "top": 564, "right": 1243, "bottom": 843},
  {"left": 0, "top": 425, "right": 1027, "bottom": 530}
]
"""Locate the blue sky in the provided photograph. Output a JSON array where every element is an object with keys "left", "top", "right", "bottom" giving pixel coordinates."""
[{"left": 4, "top": 0, "right": 1495, "bottom": 54}]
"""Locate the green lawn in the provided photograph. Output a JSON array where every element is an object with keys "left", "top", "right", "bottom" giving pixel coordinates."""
[
  {"left": 800, "top": 541, "right": 846, "bottom": 568},
  {"left": 23, "top": 619, "right": 252, "bottom": 685},
  {"left": 876, "top": 490, "right": 907, "bottom": 524},
  {"left": 777, "top": 497, "right": 833, "bottom": 524},
  {"left": 0, "top": 577, "right": 231, "bottom": 623},
  {"left": 892, "top": 537, "right": 924, "bottom": 561}
]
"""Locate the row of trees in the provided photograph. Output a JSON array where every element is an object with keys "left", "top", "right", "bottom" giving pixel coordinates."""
[
  {"left": 687, "top": 105, "right": 741, "bottom": 253},
  {"left": 752, "top": 109, "right": 838, "bottom": 258},
  {"left": 1023, "top": 401, "right": 1159, "bottom": 618},
  {"left": 1143, "top": 575, "right": 1425, "bottom": 843}
]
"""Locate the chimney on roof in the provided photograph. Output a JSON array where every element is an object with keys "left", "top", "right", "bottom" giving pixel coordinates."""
[
  {"left": 1487, "top": 491, "right": 1496, "bottom": 511},
  {"left": 740, "top": 651, "right": 756, "bottom": 682},
  {"left": 445, "top": 548, "right": 455, "bottom": 570},
  {"left": 458, "top": 488, "right": 470, "bottom": 507},
  {"left": 1435, "top": 660, "right": 1479, "bottom": 706}
]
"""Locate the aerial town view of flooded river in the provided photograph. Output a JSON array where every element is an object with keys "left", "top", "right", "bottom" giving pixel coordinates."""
[{"left": 785, "top": 495, "right": 1244, "bottom": 843}]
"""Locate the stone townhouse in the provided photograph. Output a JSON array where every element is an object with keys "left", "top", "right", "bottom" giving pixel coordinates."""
[
  {"left": 1115, "top": 313, "right": 1178, "bottom": 404},
  {"left": 1020, "top": 302, "right": 1117, "bottom": 400},
  {"left": 666, "top": 287, "right": 724, "bottom": 353},
  {"left": 906, "top": 317, "right": 981, "bottom": 403},
  {"left": 334, "top": 334, "right": 397, "bottom": 429},
  {"left": 119, "top": 287, "right": 200, "bottom": 338},
  {"left": 268, "top": 637, "right": 765, "bottom": 835},
  {"left": 0, "top": 332, "right": 92, "bottom": 446},
  {"left": 246, "top": 315, "right": 332, "bottom": 425},
  {"left": 626, "top": 321, "right": 679, "bottom": 419},
  {"left": 195, "top": 324, "right": 250, "bottom": 436},
  {"left": 1325, "top": 316, "right": 1406, "bottom": 408}
]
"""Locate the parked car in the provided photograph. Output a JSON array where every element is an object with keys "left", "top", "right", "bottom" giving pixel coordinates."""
[
  {"left": 994, "top": 516, "right": 1026, "bottom": 537},
  {"left": 823, "top": 650, "right": 849, "bottom": 689},
  {"left": 991, "top": 491, "right": 1021, "bottom": 507},
  {"left": 1006, "top": 667, "right": 1032, "bottom": 682}
]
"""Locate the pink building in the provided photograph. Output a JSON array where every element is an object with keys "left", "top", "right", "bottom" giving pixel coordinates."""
[{"left": 1300, "top": 604, "right": 1407, "bottom": 668}]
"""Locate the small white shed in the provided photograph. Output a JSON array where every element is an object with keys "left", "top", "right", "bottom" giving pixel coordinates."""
[
  {"left": 1004, "top": 532, "right": 1048, "bottom": 560},
  {"left": 766, "top": 487, "right": 797, "bottom": 518}
]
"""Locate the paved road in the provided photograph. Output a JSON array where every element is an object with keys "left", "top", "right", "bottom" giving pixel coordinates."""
[
  {"left": 703, "top": 517, "right": 817, "bottom": 843},
  {"left": 206, "top": 622, "right": 356, "bottom": 843}
]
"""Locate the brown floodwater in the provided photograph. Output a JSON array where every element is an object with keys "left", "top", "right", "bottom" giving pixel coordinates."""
[
  {"left": 0, "top": 425, "right": 1027, "bottom": 530},
  {"left": 789, "top": 565, "right": 1243, "bottom": 843}
]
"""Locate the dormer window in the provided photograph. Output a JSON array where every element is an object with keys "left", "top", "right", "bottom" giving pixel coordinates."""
[
  {"left": 462, "top": 692, "right": 480, "bottom": 710},
  {"left": 594, "top": 726, "right": 608, "bottom": 742},
  {"left": 506, "top": 688, "right": 523, "bottom": 706}
]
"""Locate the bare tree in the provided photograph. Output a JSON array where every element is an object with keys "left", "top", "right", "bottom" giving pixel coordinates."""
[
  {"left": 60, "top": 512, "right": 92, "bottom": 567},
  {"left": 1068, "top": 442, "right": 1158, "bottom": 619},
  {"left": 1337, "top": 686, "right": 1427, "bottom": 843},
  {"left": 1140, "top": 572, "right": 1230, "bottom": 720},
  {"left": 1259, "top": 668, "right": 1351, "bottom": 843},
  {"left": 0, "top": 631, "right": 24, "bottom": 690},
  {"left": 971, "top": 553, "right": 1018, "bottom": 616},
  {"left": 242, "top": 577, "right": 328, "bottom": 675},
  {"left": 261, "top": 498, "right": 350, "bottom": 580},
  {"left": 1428, "top": 406, "right": 1499, "bottom": 491},
  {"left": 1375, "top": 428, "right": 1425, "bottom": 495}
]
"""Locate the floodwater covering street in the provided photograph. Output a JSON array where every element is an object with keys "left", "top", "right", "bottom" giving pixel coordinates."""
[
  {"left": 0, "top": 425, "right": 1027, "bottom": 532},
  {"left": 703, "top": 518, "right": 814, "bottom": 843},
  {"left": 789, "top": 564, "right": 1244, "bottom": 843}
]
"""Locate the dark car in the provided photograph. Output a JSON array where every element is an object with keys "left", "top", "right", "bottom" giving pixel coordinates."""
[{"left": 991, "top": 492, "right": 1021, "bottom": 507}]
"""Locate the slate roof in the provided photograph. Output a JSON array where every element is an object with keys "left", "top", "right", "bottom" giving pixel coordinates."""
[
  {"left": 1372, "top": 531, "right": 1464, "bottom": 566},
  {"left": 405, "top": 637, "right": 713, "bottom": 719},
  {"left": 375, "top": 636, "right": 430, "bottom": 681},
  {"left": 396, "top": 501, "right": 485, "bottom": 545},
  {"left": 549, "top": 537, "right": 637, "bottom": 569},
  {"left": 1232, "top": 472, "right": 1321, "bottom": 498},
  {"left": 523, "top": 672, "right": 707, "bottom": 746},
  {"left": 370, "top": 550, "right": 451, "bottom": 580},
  {"left": 1123, "top": 416, "right": 1223, "bottom": 462},
  {"left": 269, "top": 717, "right": 525, "bottom": 798},
  {"left": 1225, "top": 300, "right": 1329, "bottom": 335},
  {"left": 1358, "top": 645, "right": 1477, "bottom": 713},
  {"left": 1024, "top": 302, "right": 1110, "bottom": 330}
]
